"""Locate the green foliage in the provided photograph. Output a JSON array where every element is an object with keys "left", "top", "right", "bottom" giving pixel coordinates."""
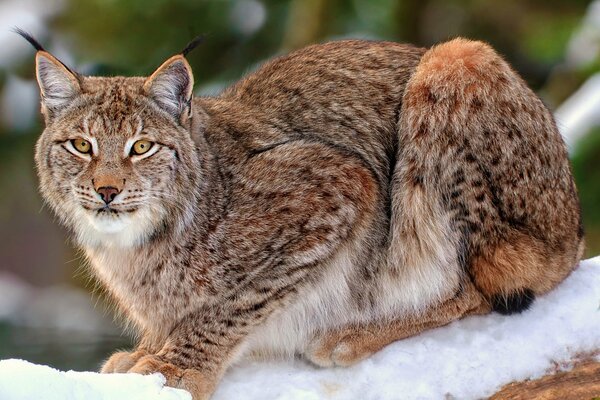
[
  {"left": 56, "top": 0, "right": 291, "bottom": 85},
  {"left": 51, "top": 0, "right": 592, "bottom": 91},
  {"left": 572, "top": 128, "right": 600, "bottom": 256},
  {"left": 522, "top": 13, "right": 580, "bottom": 63}
]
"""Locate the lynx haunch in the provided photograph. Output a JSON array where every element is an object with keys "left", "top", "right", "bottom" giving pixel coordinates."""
[{"left": 22, "top": 30, "right": 583, "bottom": 399}]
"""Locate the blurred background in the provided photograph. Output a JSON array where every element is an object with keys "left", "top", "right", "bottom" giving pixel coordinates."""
[{"left": 0, "top": 0, "right": 599, "bottom": 372}]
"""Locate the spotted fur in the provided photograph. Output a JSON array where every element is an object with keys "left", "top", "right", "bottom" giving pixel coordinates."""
[{"left": 30, "top": 38, "right": 583, "bottom": 399}]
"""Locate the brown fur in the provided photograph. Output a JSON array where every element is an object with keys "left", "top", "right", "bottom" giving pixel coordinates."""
[{"left": 29, "top": 37, "right": 583, "bottom": 399}]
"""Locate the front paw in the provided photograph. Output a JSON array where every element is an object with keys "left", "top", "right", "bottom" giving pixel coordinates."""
[
  {"left": 101, "top": 349, "right": 148, "bottom": 373},
  {"left": 128, "top": 355, "right": 216, "bottom": 400}
]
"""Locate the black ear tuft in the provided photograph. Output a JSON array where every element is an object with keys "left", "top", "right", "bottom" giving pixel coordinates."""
[
  {"left": 181, "top": 35, "right": 205, "bottom": 57},
  {"left": 491, "top": 288, "right": 535, "bottom": 315},
  {"left": 13, "top": 27, "right": 45, "bottom": 51},
  {"left": 17, "top": 29, "right": 81, "bottom": 117},
  {"left": 14, "top": 27, "right": 77, "bottom": 76}
]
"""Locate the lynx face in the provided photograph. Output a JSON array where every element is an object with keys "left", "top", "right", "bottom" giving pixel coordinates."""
[{"left": 34, "top": 52, "right": 200, "bottom": 248}]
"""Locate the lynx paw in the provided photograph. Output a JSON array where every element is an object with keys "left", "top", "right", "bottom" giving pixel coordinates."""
[
  {"left": 101, "top": 349, "right": 148, "bottom": 373},
  {"left": 128, "top": 355, "right": 215, "bottom": 400},
  {"left": 305, "top": 330, "right": 377, "bottom": 368}
]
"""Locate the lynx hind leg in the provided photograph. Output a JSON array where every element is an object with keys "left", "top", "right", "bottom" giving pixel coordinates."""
[
  {"left": 305, "top": 280, "right": 489, "bottom": 368},
  {"left": 400, "top": 37, "right": 584, "bottom": 314}
]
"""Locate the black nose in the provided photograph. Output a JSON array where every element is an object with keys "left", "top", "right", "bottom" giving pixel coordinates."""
[{"left": 96, "top": 186, "right": 120, "bottom": 204}]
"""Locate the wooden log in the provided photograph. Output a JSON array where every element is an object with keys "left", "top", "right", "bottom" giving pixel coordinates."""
[{"left": 491, "top": 360, "right": 600, "bottom": 399}]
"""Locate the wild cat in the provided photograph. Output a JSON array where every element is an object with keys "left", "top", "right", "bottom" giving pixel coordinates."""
[{"left": 20, "top": 29, "right": 583, "bottom": 399}]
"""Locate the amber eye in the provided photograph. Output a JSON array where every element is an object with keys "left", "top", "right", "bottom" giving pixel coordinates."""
[
  {"left": 71, "top": 138, "right": 91, "bottom": 154},
  {"left": 131, "top": 140, "right": 154, "bottom": 156}
]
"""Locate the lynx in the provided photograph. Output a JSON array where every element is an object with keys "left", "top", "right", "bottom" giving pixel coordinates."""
[{"left": 21, "top": 29, "right": 583, "bottom": 399}]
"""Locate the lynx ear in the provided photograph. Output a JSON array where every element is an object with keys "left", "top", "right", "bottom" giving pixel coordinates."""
[
  {"left": 35, "top": 51, "right": 81, "bottom": 115},
  {"left": 143, "top": 55, "right": 194, "bottom": 120}
]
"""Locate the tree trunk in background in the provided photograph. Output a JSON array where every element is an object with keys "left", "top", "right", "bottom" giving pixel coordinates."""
[
  {"left": 393, "top": 0, "right": 430, "bottom": 45},
  {"left": 281, "top": 0, "right": 333, "bottom": 51}
]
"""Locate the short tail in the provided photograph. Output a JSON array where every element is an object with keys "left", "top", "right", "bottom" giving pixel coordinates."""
[{"left": 395, "top": 38, "right": 582, "bottom": 314}]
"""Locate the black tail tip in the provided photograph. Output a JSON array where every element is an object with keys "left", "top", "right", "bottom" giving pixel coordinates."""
[{"left": 491, "top": 288, "right": 535, "bottom": 315}]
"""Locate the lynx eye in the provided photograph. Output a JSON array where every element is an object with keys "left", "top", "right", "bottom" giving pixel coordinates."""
[
  {"left": 131, "top": 140, "right": 154, "bottom": 156},
  {"left": 71, "top": 138, "right": 91, "bottom": 154}
]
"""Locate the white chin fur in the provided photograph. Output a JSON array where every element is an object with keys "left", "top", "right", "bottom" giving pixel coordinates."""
[
  {"left": 89, "top": 214, "right": 131, "bottom": 233},
  {"left": 73, "top": 206, "right": 162, "bottom": 248}
]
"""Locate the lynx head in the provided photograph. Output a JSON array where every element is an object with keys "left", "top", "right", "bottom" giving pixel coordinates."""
[{"left": 27, "top": 35, "right": 202, "bottom": 249}]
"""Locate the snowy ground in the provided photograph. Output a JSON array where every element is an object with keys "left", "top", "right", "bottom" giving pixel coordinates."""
[
  {"left": 1, "top": 256, "right": 599, "bottom": 400},
  {"left": 0, "top": 360, "right": 190, "bottom": 400}
]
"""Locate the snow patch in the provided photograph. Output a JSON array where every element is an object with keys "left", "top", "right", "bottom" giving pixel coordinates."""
[
  {"left": 1, "top": 257, "right": 599, "bottom": 400},
  {"left": 0, "top": 359, "right": 191, "bottom": 400}
]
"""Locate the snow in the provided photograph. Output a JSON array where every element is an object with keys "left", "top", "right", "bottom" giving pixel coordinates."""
[
  {"left": 0, "top": 360, "right": 190, "bottom": 400},
  {"left": 1, "top": 257, "right": 599, "bottom": 400}
]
